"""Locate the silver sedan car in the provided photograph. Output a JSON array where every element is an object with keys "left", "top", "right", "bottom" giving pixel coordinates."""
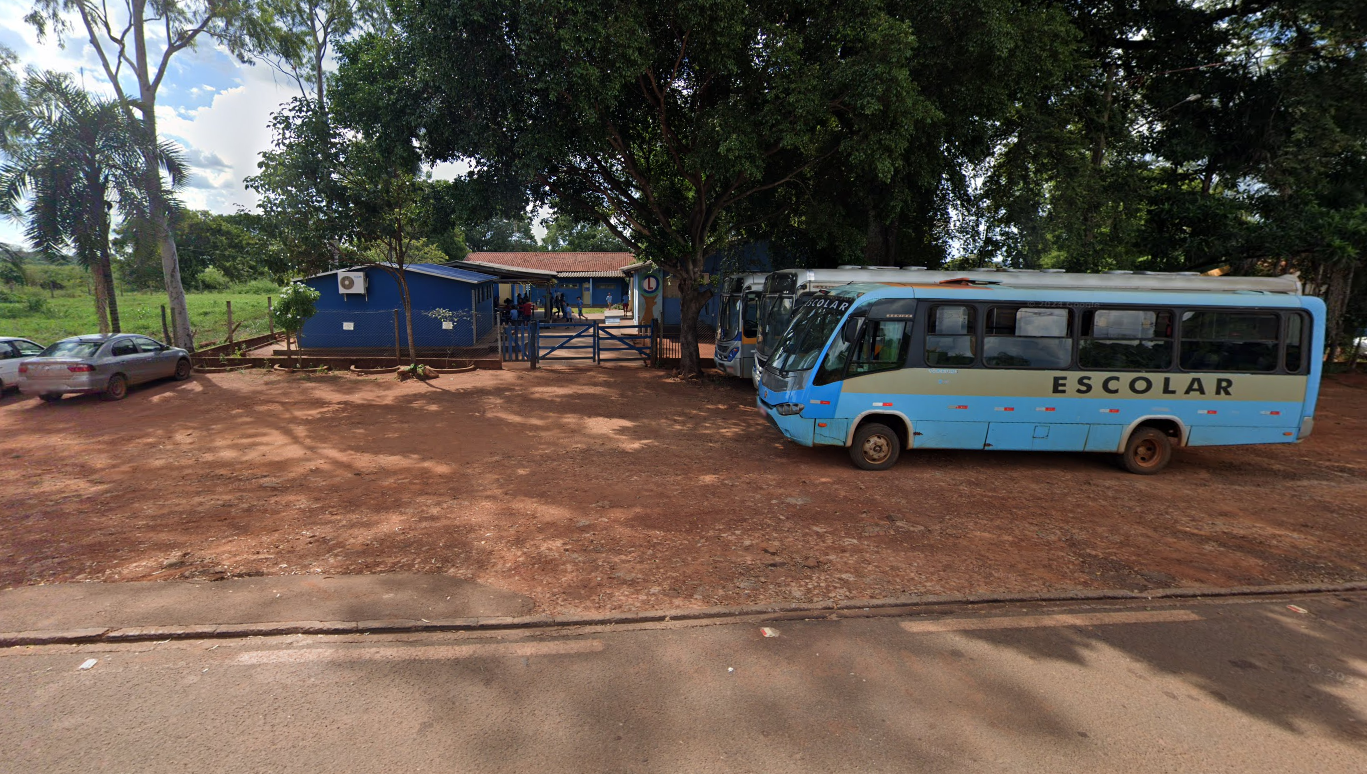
[{"left": 18, "top": 333, "right": 192, "bottom": 402}]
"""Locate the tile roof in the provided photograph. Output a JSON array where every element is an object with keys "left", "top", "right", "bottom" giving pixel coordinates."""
[{"left": 465, "top": 252, "right": 635, "bottom": 274}]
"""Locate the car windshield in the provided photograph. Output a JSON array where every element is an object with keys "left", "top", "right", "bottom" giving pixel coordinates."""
[
  {"left": 40, "top": 341, "right": 101, "bottom": 359},
  {"left": 719, "top": 295, "right": 742, "bottom": 341},
  {"left": 769, "top": 297, "right": 854, "bottom": 373}
]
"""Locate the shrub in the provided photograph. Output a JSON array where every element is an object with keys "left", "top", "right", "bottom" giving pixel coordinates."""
[
  {"left": 23, "top": 294, "right": 48, "bottom": 314},
  {"left": 234, "top": 278, "right": 280, "bottom": 295},
  {"left": 197, "top": 266, "right": 231, "bottom": 290}
]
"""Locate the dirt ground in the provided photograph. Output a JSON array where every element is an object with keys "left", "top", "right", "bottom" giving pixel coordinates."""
[{"left": 2, "top": 366, "right": 1365, "bottom": 615}]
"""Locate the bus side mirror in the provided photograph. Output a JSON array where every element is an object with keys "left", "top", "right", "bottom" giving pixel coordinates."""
[{"left": 841, "top": 318, "right": 861, "bottom": 344}]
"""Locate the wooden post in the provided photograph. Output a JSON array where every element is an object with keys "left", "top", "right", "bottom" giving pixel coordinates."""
[
  {"left": 267, "top": 296, "right": 275, "bottom": 337},
  {"left": 161, "top": 305, "right": 171, "bottom": 344},
  {"left": 225, "top": 300, "right": 234, "bottom": 347},
  {"left": 393, "top": 309, "right": 401, "bottom": 361}
]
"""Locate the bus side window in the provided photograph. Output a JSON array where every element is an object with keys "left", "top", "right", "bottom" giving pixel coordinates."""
[
  {"left": 984, "top": 307, "right": 1072, "bottom": 369},
  {"left": 1079, "top": 309, "right": 1173, "bottom": 370},
  {"left": 925, "top": 305, "right": 975, "bottom": 366},
  {"left": 1179, "top": 311, "right": 1280, "bottom": 372},
  {"left": 848, "top": 320, "right": 910, "bottom": 376},
  {"left": 1285, "top": 312, "right": 1305, "bottom": 373}
]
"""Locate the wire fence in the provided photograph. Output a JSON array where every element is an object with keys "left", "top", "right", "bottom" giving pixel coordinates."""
[
  {"left": 295, "top": 308, "right": 501, "bottom": 361},
  {"left": 656, "top": 321, "right": 717, "bottom": 365}
]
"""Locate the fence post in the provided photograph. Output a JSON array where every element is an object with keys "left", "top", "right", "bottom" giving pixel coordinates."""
[
  {"left": 392, "top": 309, "right": 401, "bottom": 361},
  {"left": 225, "top": 300, "right": 234, "bottom": 348},
  {"left": 592, "top": 321, "right": 600, "bottom": 365},
  {"left": 496, "top": 316, "right": 504, "bottom": 364},
  {"left": 161, "top": 305, "right": 171, "bottom": 344},
  {"left": 650, "top": 319, "right": 659, "bottom": 367},
  {"left": 531, "top": 322, "right": 539, "bottom": 370},
  {"left": 267, "top": 296, "right": 275, "bottom": 337}
]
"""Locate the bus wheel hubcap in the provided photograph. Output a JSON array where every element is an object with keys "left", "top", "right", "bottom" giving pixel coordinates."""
[
  {"left": 863, "top": 435, "right": 891, "bottom": 464},
  {"left": 1135, "top": 440, "right": 1158, "bottom": 465}
]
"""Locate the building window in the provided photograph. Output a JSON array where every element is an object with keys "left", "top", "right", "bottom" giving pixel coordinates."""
[
  {"left": 1179, "top": 311, "right": 1280, "bottom": 372},
  {"left": 925, "top": 305, "right": 975, "bottom": 366},
  {"left": 1079, "top": 309, "right": 1173, "bottom": 370},
  {"left": 984, "top": 307, "right": 1072, "bottom": 369}
]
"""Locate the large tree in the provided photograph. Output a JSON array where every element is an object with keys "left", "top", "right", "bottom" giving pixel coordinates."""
[
  {"left": 0, "top": 72, "right": 184, "bottom": 332},
  {"left": 26, "top": 0, "right": 264, "bottom": 350},
  {"left": 333, "top": 0, "right": 926, "bottom": 376}
]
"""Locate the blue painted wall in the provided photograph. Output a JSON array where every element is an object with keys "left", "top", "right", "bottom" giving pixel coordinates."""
[{"left": 298, "top": 268, "right": 496, "bottom": 348}]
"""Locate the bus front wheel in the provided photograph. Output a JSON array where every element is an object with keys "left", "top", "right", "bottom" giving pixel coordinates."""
[
  {"left": 850, "top": 422, "right": 901, "bottom": 471},
  {"left": 1119, "top": 427, "right": 1172, "bottom": 475}
]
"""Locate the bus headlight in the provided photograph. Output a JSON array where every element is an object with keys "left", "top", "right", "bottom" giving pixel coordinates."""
[{"left": 774, "top": 403, "right": 804, "bottom": 416}]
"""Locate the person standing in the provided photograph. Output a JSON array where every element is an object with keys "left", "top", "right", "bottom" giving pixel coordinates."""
[{"left": 576, "top": 296, "right": 584, "bottom": 319}]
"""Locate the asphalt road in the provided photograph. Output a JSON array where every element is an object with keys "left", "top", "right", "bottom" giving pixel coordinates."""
[{"left": 3, "top": 594, "right": 1365, "bottom": 773}]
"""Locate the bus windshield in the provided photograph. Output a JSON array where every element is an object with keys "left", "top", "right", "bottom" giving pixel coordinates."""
[
  {"left": 769, "top": 300, "right": 851, "bottom": 373},
  {"left": 719, "top": 295, "right": 742, "bottom": 341},
  {"left": 757, "top": 294, "right": 793, "bottom": 358}
]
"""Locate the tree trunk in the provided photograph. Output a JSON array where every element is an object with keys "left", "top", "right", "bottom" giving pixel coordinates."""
[
  {"left": 100, "top": 206, "right": 121, "bottom": 333},
  {"left": 88, "top": 252, "right": 111, "bottom": 334},
  {"left": 132, "top": 6, "right": 193, "bottom": 351},
  {"left": 675, "top": 270, "right": 712, "bottom": 378},
  {"left": 1322, "top": 260, "right": 1354, "bottom": 365},
  {"left": 398, "top": 274, "right": 418, "bottom": 367},
  {"left": 863, "top": 211, "right": 898, "bottom": 266}
]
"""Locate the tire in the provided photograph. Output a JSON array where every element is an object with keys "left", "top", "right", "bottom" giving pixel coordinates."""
[
  {"left": 39, "top": 393, "right": 62, "bottom": 403},
  {"left": 1120, "top": 427, "right": 1172, "bottom": 475},
  {"left": 174, "top": 358, "right": 192, "bottom": 381},
  {"left": 101, "top": 374, "right": 128, "bottom": 402},
  {"left": 849, "top": 421, "right": 901, "bottom": 471}
]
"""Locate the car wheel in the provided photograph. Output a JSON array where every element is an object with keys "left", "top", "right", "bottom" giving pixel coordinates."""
[
  {"left": 849, "top": 421, "right": 901, "bottom": 471},
  {"left": 39, "top": 393, "right": 62, "bottom": 403},
  {"left": 174, "top": 358, "right": 192, "bottom": 381},
  {"left": 1120, "top": 427, "right": 1172, "bottom": 475},
  {"left": 101, "top": 374, "right": 128, "bottom": 402}
]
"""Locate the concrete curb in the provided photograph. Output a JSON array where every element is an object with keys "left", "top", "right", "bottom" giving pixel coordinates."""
[{"left": 4, "top": 580, "right": 1365, "bottom": 648}]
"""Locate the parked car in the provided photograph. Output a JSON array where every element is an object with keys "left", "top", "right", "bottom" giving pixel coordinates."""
[
  {"left": 0, "top": 337, "right": 45, "bottom": 398},
  {"left": 18, "top": 333, "right": 191, "bottom": 402}
]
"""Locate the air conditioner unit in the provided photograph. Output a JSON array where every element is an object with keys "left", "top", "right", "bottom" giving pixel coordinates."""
[{"left": 338, "top": 271, "right": 367, "bottom": 294}]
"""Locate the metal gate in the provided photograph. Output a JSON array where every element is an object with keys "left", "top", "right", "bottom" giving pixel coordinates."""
[{"left": 510, "top": 320, "right": 657, "bottom": 366}]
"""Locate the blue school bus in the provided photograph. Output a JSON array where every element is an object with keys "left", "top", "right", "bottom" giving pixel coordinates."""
[{"left": 756, "top": 272, "right": 1322, "bottom": 473}]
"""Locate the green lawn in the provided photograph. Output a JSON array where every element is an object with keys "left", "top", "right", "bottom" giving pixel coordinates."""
[{"left": 0, "top": 291, "right": 278, "bottom": 347}]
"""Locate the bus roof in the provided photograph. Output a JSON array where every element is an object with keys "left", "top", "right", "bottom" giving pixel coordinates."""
[
  {"left": 766, "top": 267, "right": 1301, "bottom": 295},
  {"left": 822, "top": 282, "right": 1315, "bottom": 310}
]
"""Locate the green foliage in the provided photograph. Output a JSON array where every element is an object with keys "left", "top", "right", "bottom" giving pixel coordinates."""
[
  {"left": 0, "top": 289, "right": 275, "bottom": 343},
  {"left": 233, "top": 278, "right": 281, "bottom": 295},
  {"left": 272, "top": 281, "right": 320, "bottom": 335},
  {"left": 196, "top": 265, "right": 231, "bottom": 290},
  {"left": 542, "top": 215, "right": 625, "bottom": 252},
  {"left": 464, "top": 216, "right": 541, "bottom": 252}
]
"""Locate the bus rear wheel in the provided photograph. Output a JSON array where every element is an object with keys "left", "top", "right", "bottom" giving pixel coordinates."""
[
  {"left": 850, "top": 422, "right": 901, "bottom": 471},
  {"left": 1120, "top": 427, "right": 1172, "bottom": 475}
]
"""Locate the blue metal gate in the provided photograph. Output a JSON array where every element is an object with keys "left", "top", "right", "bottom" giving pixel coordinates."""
[{"left": 519, "top": 320, "right": 657, "bottom": 366}]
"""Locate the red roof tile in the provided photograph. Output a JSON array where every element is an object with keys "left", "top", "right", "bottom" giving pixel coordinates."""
[{"left": 465, "top": 252, "right": 635, "bottom": 274}]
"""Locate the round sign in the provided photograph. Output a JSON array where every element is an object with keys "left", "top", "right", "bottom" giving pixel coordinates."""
[{"left": 640, "top": 274, "right": 660, "bottom": 295}]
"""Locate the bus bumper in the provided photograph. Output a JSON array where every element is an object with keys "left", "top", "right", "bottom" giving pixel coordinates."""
[{"left": 757, "top": 397, "right": 815, "bottom": 447}]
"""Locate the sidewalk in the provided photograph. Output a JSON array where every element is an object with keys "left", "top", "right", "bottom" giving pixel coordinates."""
[{"left": 0, "top": 574, "right": 533, "bottom": 643}]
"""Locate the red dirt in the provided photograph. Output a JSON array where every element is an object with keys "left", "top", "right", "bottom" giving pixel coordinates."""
[{"left": 2, "top": 368, "right": 1365, "bottom": 614}]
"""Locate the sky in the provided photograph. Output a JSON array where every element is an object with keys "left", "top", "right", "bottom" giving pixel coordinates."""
[{"left": 0, "top": 2, "right": 312, "bottom": 247}]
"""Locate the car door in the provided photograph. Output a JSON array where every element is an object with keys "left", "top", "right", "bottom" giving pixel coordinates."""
[
  {"left": 107, "top": 337, "right": 146, "bottom": 383},
  {"left": 0, "top": 342, "right": 19, "bottom": 384},
  {"left": 133, "top": 336, "right": 175, "bottom": 379}
]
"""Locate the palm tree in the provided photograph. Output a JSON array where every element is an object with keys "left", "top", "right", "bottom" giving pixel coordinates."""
[{"left": 0, "top": 72, "right": 185, "bottom": 333}]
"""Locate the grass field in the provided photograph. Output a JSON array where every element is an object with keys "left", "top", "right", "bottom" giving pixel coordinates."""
[{"left": 0, "top": 290, "right": 278, "bottom": 347}]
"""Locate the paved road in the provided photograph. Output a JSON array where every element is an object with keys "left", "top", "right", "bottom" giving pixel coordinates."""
[{"left": 3, "top": 593, "right": 1365, "bottom": 773}]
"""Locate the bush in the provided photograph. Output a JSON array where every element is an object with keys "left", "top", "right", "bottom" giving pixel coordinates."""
[
  {"left": 23, "top": 294, "right": 48, "bottom": 314},
  {"left": 197, "top": 266, "right": 230, "bottom": 290},
  {"left": 233, "top": 278, "right": 280, "bottom": 295}
]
